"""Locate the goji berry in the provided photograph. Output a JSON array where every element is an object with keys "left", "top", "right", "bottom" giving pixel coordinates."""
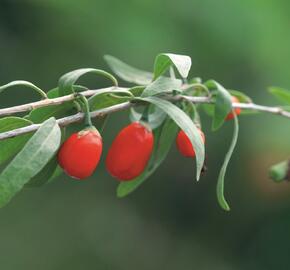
[
  {"left": 176, "top": 129, "right": 205, "bottom": 158},
  {"left": 106, "top": 122, "right": 154, "bottom": 181},
  {"left": 58, "top": 127, "right": 102, "bottom": 179}
]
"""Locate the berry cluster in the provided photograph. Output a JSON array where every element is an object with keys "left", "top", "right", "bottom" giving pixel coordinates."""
[{"left": 57, "top": 97, "right": 241, "bottom": 181}]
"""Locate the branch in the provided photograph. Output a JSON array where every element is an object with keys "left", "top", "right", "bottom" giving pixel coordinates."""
[
  {"left": 1, "top": 89, "right": 290, "bottom": 141},
  {"left": 0, "top": 86, "right": 128, "bottom": 117},
  {"left": 0, "top": 101, "right": 132, "bottom": 141},
  {"left": 181, "top": 96, "right": 290, "bottom": 118}
]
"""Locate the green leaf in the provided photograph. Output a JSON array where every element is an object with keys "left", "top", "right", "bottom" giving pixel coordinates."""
[
  {"left": 229, "top": 90, "right": 252, "bottom": 103},
  {"left": 25, "top": 87, "right": 76, "bottom": 123},
  {"left": 26, "top": 124, "right": 68, "bottom": 187},
  {"left": 27, "top": 102, "right": 75, "bottom": 123},
  {"left": 189, "top": 77, "right": 202, "bottom": 84},
  {"left": 216, "top": 115, "right": 239, "bottom": 211},
  {"left": 48, "top": 165, "right": 63, "bottom": 183},
  {"left": 269, "top": 160, "right": 290, "bottom": 182},
  {"left": 238, "top": 110, "right": 260, "bottom": 115},
  {"left": 26, "top": 156, "right": 58, "bottom": 187},
  {"left": 184, "top": 101, "right": 197, "bottom": 121},
  {"left": 87, "top": 89, "right": 133, "bottom": 132},
  {"left": 141, "top": 76, "right": 182, "bottom": 97},
  {"left": 0, "top": 117, "right": 33, "bottom": 165},
  {"left": 205, "top": 80, "right": 232, "bottom": 130},
  {"left": 46, "top": 87, "right": 59, "bottom": 98},
  {"left": 26, "top": 85, "right": 93, "bottom": 123},
  {"left": 268, "top": 87, "right": 290, "bottom": 104},
  {"left": 202, "top": 104, "right": 215, "bottom": 117},
  {"left": 88, "top": 89, "right": 133, "bottom": 111},
  {"left": 0, "top": 118, "right": 61, "bottom": 207},
  {"left": 45, "top": 86, "right": 87, "bottom": 98},
  {"left": 0, "top": 80, "right": 47, "bottom": 99},
  {"left": 117, "top": 116, "right": 179, "bottom": 197},
  {"left": 58, "top": 68, "right": 118, "bottom": 96},
  {"left": 130, "top": 106, "right": 167, "bottom": 129},
  {"left": 139, "top": 97, "right": 205, "bottom": 180},
  {"left": 153, "top": 53, "right": 192, "bottom": 79},
  {"left": 129, "top": 86, "right": 145, "bottom": 97},
  {"left": 202, "top": 90, "right": 252, "bottom": 118},
  {"left": 104, "top": 55, "right": 153, "bottom": 85}
]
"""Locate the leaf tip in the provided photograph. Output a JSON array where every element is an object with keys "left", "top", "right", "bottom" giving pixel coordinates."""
[
  {"left": 218, "top": 198, "right": 231, "bottom": 211},
  {"left": 103, "top": 54, "right": 113, "bottom": 62},
  {"left": 116, "top": 192, "right": 125, "bottom": 199},
  {"left": 211, "top": 121, "right": 222, "bottom": 131},
  {"left": 116, "top": 185, "right": 130, "bottom": 198},
  {"left": 223, "top": 205, "right": 231, "bottom": 211}
]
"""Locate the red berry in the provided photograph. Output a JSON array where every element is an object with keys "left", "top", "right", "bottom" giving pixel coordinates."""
[
  {"left": 57, "top": 128, "right": 102, "bottom": 179},
  {"left": 225, "top": 96, "right": 241, "bottom": 120},
  {"left": 106, "top": 122, "right": 154, "bottom": 181},
  {"left": 176, "top": 129, "right": 205, "bottom": 158}
]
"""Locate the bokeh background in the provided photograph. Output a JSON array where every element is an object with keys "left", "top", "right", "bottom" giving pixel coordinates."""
[{"left": 1, "top": 0, "right": 290, "bottom": 269}]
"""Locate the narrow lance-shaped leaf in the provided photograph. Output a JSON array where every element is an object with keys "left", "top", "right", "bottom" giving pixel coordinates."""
[
  {"left": 26, "top": 88, "right": 75, "bottom": 123},
  {"left": 58, "top": 68, "right": 118, "bottom": 96},
  {"left": 26, "top": 85, "right": 92, "bottom": 124},
  {"left": 202, "top": 104, "right": 215, "bottom": 117},
  {"left": 229, "top": 90, "right": 252, "bottom": 103},
  {"left": 130, "top": 106, "right": 167, "bottom": 129},
  {"left": 216, "top": 114, "right": 239, "bottom": 211},
  {"left": 118, "top": 103, "right": 196, "bottom": 197},
  {"left": 88, "top": 88, "right": 133, "bottom": 109},
  {"left": 0, "top": 80, "right": 47, "bottom": 99},
  {"left": 141, "top": 76, "right": 182, "bottom": 97},
  {"left": 129, "top": 86, "right": 145, "bottom": 97},
  {"left": 25, "top": 101, "right": 77, "bottom": 124},
  {"left": 0, "top": 117, "right": 33, "bottom": 165},
  {"left": 104, "top": 55, "right": 153, "bottom": 85},
  {"left": 0, "top": 118, "right": 61, "bottom": 207},
  {"left": 25, "top": 125, "right": 65, "bottom": 188},
  {"left": 228, "top": 90, "right": 258, "bottom": 115},
  {"left": 205, "top": 80, "right": 232, "bottom": 130},
  {"left": 153, "top": 53, "right": 192, "bottom": 80},
  {"left": 268, "top": 87, "right": 290, "bottom": 105},
  {"left": 140, "top": 97, "right": 205, "bottom": 180},
  {"left": 26, "top": 156, "right": 58, "bottom": 187},
  {"left": 88, "top": 88, "right": 134, "bottom": 132},
  {"left": 47, "top": 165, "right": 63, "bottom": 183},
  {"left": 26, "top": 124, "right": 67, "bottom": 188}
]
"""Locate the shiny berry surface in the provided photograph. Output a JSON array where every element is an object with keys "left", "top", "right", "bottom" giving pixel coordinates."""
[
  {"left": 176, "top": 129, "right": 205, "bottom": 158},
  {"left": 106, "top": 122, "right": 154, "bottom": 181},
  {"left": 57, "top": 128, "right": 103, "bottom": 179}
]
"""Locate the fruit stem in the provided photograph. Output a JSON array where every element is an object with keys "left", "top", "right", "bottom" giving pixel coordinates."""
[
  {"left": 140, "top": 105, "right": 150, "bottom": 122},
  {"left": 76, "top": 94, "right": 93, "bottom": 127}
]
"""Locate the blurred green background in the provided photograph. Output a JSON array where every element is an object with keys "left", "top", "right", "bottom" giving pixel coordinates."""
[{"left": 1, "top": 0, "right": 290, "bottom": 269}]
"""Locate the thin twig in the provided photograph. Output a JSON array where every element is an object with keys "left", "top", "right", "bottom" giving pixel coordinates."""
[
  {"left": 181, "top": 96, "right": 290, "bottom": 118},
  {"left": 0, "top": 86, "right": 127, "bottom": 117},
  {"left": 1, "top": 88, "right": 290, "bottom": 141},
  {"left": 0, "top": 102, "right": 132, "bottom": 141}
]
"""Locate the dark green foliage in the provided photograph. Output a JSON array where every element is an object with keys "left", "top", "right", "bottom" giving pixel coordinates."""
[
  {"left": 0, "top": 52, "right": 288, "bottom": 211},
  {"left": 0, "top": 118, "right": 61, "bottom": 207}
]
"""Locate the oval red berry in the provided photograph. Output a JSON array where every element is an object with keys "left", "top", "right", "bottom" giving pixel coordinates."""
[
  {"left": 106, "top": 122, "right": 154, "bottom": 181},
  {"left": 176, "top": 129, "right": 205, "bottom": 158},
  {"left": 57, "top": 128, "right": 103, "bottom": 179}
]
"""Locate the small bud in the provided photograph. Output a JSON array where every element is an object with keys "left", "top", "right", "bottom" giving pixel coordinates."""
[{"left": 269, "top": 160, "right": 290, "bottom": 182}]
